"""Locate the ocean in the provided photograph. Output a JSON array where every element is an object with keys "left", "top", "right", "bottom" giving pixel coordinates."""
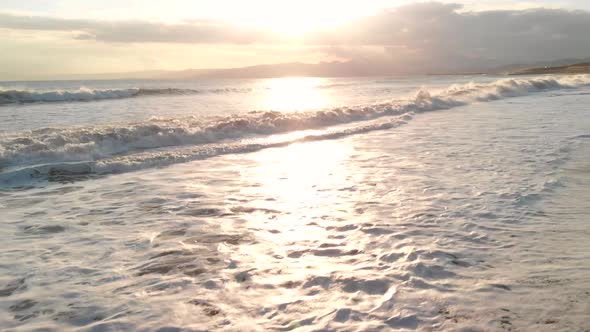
[{"left": 0, "top": 75, "right": 589, "bottom": 331}]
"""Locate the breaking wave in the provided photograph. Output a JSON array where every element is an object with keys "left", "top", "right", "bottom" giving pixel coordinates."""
[
  {"left": 1, "top": 75, "right": 589, "bottom": 187},
  {"left": 0, "top": 86, "right": 254, "bottom": 105}
]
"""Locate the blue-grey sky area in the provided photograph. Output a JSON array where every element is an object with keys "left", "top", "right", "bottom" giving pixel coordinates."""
[{"left": 1, "top": 1, "right": 590, "bottom": 79}]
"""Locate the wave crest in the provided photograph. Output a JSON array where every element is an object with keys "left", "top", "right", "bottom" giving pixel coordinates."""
[
  {"left": 1, "top": 75, "right": 589, "bottom": 186},
  {"left": 0, "top": 86, "right": 254, "bottom": 105}
]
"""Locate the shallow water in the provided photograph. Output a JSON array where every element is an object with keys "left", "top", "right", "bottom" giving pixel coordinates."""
[{"left": 0, "top": 76, "right": 589, "bottom": 331}]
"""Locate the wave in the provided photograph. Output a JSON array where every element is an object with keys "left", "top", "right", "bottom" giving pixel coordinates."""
[
  {"left": 0, "top": 86, "right": 254, "bottom": 105},
  {"left": 1, "top": 75, "right": 589, "bottom": 187},
  {"left": 0, "top": 116, "right": 413, "bottom": 187}
]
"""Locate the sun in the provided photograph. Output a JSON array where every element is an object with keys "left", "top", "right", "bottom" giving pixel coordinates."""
[
  {"left": 265, "top": 15, "right": 318, "bottom": 37},
  {"left": 218, "top": 0, "right": 373, "bottom": 37}
]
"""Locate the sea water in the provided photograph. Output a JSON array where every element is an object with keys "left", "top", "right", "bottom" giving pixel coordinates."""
[{"left": 0, "top": 75, "right": 589, "bottom": 331}]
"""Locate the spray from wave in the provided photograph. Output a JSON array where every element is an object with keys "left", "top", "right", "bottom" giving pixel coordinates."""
[{"left": 1, "top": 75, "right": 589, "bottom": 187}]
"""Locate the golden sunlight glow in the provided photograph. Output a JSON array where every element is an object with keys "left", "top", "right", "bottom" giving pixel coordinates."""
[
  {"left": 261, "top": 77, "right": 328, "bottom": 112},
  {"left": 259, "top": 6, "right": 353, "bottom": 36},
  {"left": 229, "top": 139, "right": 374, "bottom": 283},
  {"left": 242, "top": 140, "right": 355, "bottom": 241},
  {"left": 201, "top": 0, "right": 383, "bottom": 37}
]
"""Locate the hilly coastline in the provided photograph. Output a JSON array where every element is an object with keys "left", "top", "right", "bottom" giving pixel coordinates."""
[{"left": 511, "top": 62, "right": 590, "bottom": 75}]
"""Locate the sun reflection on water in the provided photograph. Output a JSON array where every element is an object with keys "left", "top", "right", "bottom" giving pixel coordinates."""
[
  {"left": 261, "top": 77, "right": 329, "bottom": 112},
  {"left": 237, "top": 140, "right": 357, "bottom": 244},
  {"left": 228, "top": 138, "right": 377, "bottom": 283}
]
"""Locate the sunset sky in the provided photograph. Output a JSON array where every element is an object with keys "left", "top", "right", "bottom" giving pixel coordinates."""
[{"left": 2, "top": 0, "right": 590, "bottom": 79}]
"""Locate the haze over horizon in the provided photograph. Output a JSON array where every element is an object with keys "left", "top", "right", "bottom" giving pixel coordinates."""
[{"left": 2, "top": 0, "right": 590, "bottom": 80}]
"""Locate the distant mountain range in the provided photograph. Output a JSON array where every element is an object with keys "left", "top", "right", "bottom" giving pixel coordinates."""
[
  {"left": 156, "top": 61, "right": 379, "bottom": 79},
  {"left": 144, "top": 57, "right": 590, "bottom": 79},
  {"left": 19, "top": 57, "right": 590, "bottom": 81}
]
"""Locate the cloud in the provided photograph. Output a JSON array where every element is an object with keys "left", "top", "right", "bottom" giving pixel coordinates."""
[
  {"left": 309, "top": 2, "right": 590, "bottom": 69},
  {"left": 2, "top": 2, "right": 590, "bottom": 74},
  {"left": 0, "top": 12, "right": 277, "bottom": 44}
]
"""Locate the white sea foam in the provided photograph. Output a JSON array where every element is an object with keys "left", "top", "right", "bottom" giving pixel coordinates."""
[
  {"left": 1, "top": 75, "right": 589, "bottom": 331},
  {"left": 1, "top": 75, "right": 589, "bottom": 186}
]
